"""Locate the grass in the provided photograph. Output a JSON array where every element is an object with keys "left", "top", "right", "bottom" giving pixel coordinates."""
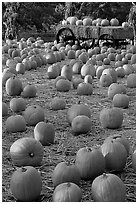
[{"left": 2, "top": 50, "right": 136, "bottom": 202}]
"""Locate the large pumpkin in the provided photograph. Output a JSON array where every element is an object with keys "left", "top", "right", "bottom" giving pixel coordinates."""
[
  {"left": 53, "top": 182, "right": 82, "bottom": 202},
  {"left": 23, "top": 105, "right": 45, "bottom": 126},
  {"left": 52, "top": 161, "right": 81, "bottom": 187},
  {"left": 75, "top": 147, "right": 105, "bottom": 181},
  {"left": 112, "top": 93, "right": 129, "bottom": 108},
  {"left": 91, "top": 173, "right": 126, "bottom": 201},
  {"left": 6, "top": 76, "right": 23, "bottom": 96},
  {"left": 100, "top": 140, "right": 127, "bottom": 171},
  {"left": 77, "top": 82, "right": 93, "bottom": 95},
  {"left": 99, "top": 74, "right": 113, "bottom": 87},
  {"left": 22, "top": 84, "right": 37, "bottom": 98},
  {"left": 71, "top": 115, "right": 92, "bottom": 135},
  {"left": 10, "top": 137, "right": 44, "bottom": 166},
  {"left": 100, "top": 107, "right": 123, "bottom": 129},
  {"left": 55, "top": 78, "right": 71, "bottom": 92},
  {"left": 10, "top": 166, "right": 42, "bottom": 201},
  {"left": 6, "top": 115, "right": 26, "bottom": 133},
  {"left": 67, "top": 103, "right": 91, "bottom": 125},
  {"left": 34, "top": 121, "right": 55, "bottom": 146},
  {"left": 126, "top": 73, "right": 136, "bottom": 88}
]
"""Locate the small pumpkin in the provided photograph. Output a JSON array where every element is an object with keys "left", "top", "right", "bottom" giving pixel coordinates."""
[
  {"left": 6, "top": 115, "right": 26, "bottom": 133},
  {"left": 100, "top": 107, "right": 123, "bottom": 129},
  {"left": 10, "top": 137, "right": 44, "bottom": 166},
  {"left": 52, "top": 161, "right": 81, "bottom": 187},
  {"left": 112, "top": 93, "right": 129, "bottom": 108},
  {"left": 101, "top": 140, "right": 127, "bottom": 171},
  {"left": 10, "top": 166, "right": 42, "bottom": 201},
  {"left": 71, "top": 115, "right": 92, "bottom": 135},
  {"left": 56, "top": 78, "right": 71, "bottom": 92},
  {"left": 34, "top": 121, "right": 55, "bottom": 146},
  {"left": 10, "top": 97, "right": 26, "bottom": 112},
  {"left": 6, "top": 76, "right": 23, "bottom": 96},
  {"left": 75, "top": 147, "right": 105, "bottom": 181},
  {"left": 91, "top": 173, "right": 126, "bottom": 202},
  {"left": 77, "top": 82, "right": 93, "bottom": 95},
  {"left": 22, "top": 84, "right": 37, "bottom": 98},
  {"left": 67, "top": 103, "right": 91, "bottom": 125},
  {"left": 23, "top": 105, "right": 45, "bottom": 126},
  {"left": 53, "top": 182, "right": 82, "bottom": 202},
  {"left": 51, "top": 97, "right": 66, "bottom": 110},
  {"left": 126, "top": 73, "right": 136, "bottom": 88}
]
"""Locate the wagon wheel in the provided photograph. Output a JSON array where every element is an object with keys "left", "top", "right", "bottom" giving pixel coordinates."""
[
  {"left": 79, "top": 38, "right": 95, "bottom": 50},
  {"left": 97, "top": 34, "right": 115, "bottom": 47},
  {"left": 56, "top": 27, "right": 76, "bottom": 46}
]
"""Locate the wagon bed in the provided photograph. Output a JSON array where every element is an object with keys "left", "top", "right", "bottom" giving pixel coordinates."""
[{"left": 56, "top": 24, "right": 134, "bottom": 48}]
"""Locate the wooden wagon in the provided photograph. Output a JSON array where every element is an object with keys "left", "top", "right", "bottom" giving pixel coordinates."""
[{"left": 56, "top": 24, "right": 134, "bottom": 49}]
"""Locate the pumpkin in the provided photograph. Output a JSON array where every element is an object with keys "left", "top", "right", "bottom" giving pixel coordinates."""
[
  {"left": 132, "top": 150, "right": 136, "bottom": 171},
  {"left": 61, "top": 64, "right": 73, "bottom": 81},
  {"left": 72, "top": 60, "right": 83, "bottom": 74},
  {"left": 115, "top": 66, "right": 125, "bottom": 78},
  {"left": 47, "top": 64, "right": 60, "bottom": 79},
  {"left": 10, "top": 166, "right": 42, "bottom": 201},
  {"left": 131, "top": 54, "right": 136, "bottom": 64},
  {"left": 91, "top": 173, "right": 126, "bottom": 201},
  {"left": 23, "top": 105, "right": 45, "bottom": 126},
  {"left": 100, "top": 107, "right": 123, "bottom": 129},
  {"left": 56, "top": 78, "right": 71, "bottom": 92},
  {"left": 101, "top": 140, "right": 127, "bottom": 171},
  {"left": 2, "top": 69, "right": 16, "bottom": 87},
  {"left": 34, "top": 121, "right": 55, "bottom": 146},
  {"left": 67, "top": 49, "right": 76, "bottom": 59},
  {"left": 103, "top": 57, "right": 110, "bottom": 65},
  {"left": 123, "top": 64, "right": 133, "bottom": 75},
  {"left": 2, "top": 102, "right": 8, "bottom": 116},
  {"left": 76, "top": 19, "right": 83, "bottom": 26},
  {"left": 101, "top": 19, "right": 109, "bottom": 26},
  {"left": 10, "top": 97, "right": 26, "bottom": 112},
  {"left": 51, "top": 97, "right": 66, "bottom": 110},
  {"left": 10, "top": 137, "right": 43, "bottom": 166},
  {"left": 53, "top": 182, "right": 82, "bottom": 202},
  {"left": 67, "top": 103, "right": 91, "bottom": 125},
  {"left": 6, "top": 115, "right": 26, "bottom": 133},
  {"left": 122, "top": 21, "right": 129, "bottom": 28},
  {"left": 83, "top": 18, "right": 92, "bottom": 26},
  {"left": 126, "top": 73, "right": 136, "bottom": 88},
  {"left": 75, "top": 147, "right": 105, "bottom": 181},
  {"left": 102, "top": 68, "right": 117, "bottom": 83},
  {"left": 104, "top": 134, "right": 130, "bottom": 156},
  {"left": 78, "top": 52, "right": 88, "bottom": 63},
  {"left": 81, "top": 64, "right": 96, "bottom": 78},
  {"left": 77, "top": 82, "right": 93, "bottom": 95},
  {"left": 52, "top": 162, "right": 81, "bottom": 187},
  {"left": 99, "top": 74, "right": 113, "bottom": 87},
  {"left": 84, "top": 75, "right": 93, "bottom": 84},
  {"left": 112, "top": 93, "right": 129, "bottom": 108},
  {"left": 46, "top": 52, "right": 57, "bottom": 64},
  {"left": 110, "top": 18, "right": 119, "bottom": 26},
  {"left": 54, "top": 76, "right": 66, "bottom": 87},
  {"left": 12, "top": 49, "right": 20, "bottom": 58},
  {"left": 71, "top": 115, "right": 92, "bottom": 135},
  {"left": 6, "top": 76, "right": 23, "bottom": 96},
  {"left": 72, "top": 77, "right": 83, "bottom": 89},
  {"left": 108, "top": 83, "right": 126, "bottom": 99},
  {"left": 96, "top": 65, "right": 105, "bottom": 79},
  {"left": 16, "top": 63, "right": 25, "bottom": 74},
  {"left": 22, "top": 84, "right": 37, "bottom": 98}
]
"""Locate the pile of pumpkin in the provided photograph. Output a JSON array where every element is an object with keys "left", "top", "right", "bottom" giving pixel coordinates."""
[
  {"left": 2, "top": 37, "right": 136, "bottom": 201},
  {"left": 62, "top": 16, "right": 131, "bottom": 28}
]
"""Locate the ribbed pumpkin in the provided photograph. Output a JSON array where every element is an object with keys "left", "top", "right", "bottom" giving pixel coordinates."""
[
  {"left": 23, "top": 105, "right": 45, "bottom": 126},
  {"left": 77, "top": 82, "right": 93, "bottom": 95},
  {"left": 101, "top": 140, "right": 127, "bottom": 171},
  {"left": 52, "top": 162, "right": 81, "bottom": 187},
  {"left": 10, "top": 97, "right": 26, "bottom": 112},
  {"left": 22, "top": 84, "right": 37, "bottom": 98},
  {"left": 72, "top": 77, "right": 83, "bottom": 89},
  {"left": 10, "top": 137, "right": 44, "bottom": 166},
  {"left": 10, "top": 166, "right": 42, "bottom": 201},
  {"left": 72, "top": 60, "right": 83, "bottom": 74},
  {"left": 53, "top": 182, "right": 82, "bottom": 202},
  {"left": 51, "top": 97, "right": 66, "bottom": 110},
  {"left": 108, "top": 83, "right": 126, "bottom": 99},
  {"left": 104, "top": 134, "right": 130, "bottom": 155},
  {"left": 61, "top": 64, "right": 73, "bottom": 81},
  {"left": 6, "top": 115, "right": 26, "bottom": 133},
  {"left": 99, "top": 74, "right": 113, "bottom": 87},
  {"left": 34, "top": 121, "right": 55, "bottom": 146},
  {"left": 115, "top": 66, "right": 125, "bottom": 78},
  {"left": 16, "top": 63, "right": 25, "bottom": 74},
  {"left": 56, "top": 78, "right": 71, "bottom": 92},
  {"left": 126, "top": 73, "right": 136, "bottom": 88},
  {"left": 81, "top": 64, "right": 96, "bottom": 78},
  {"left": 75, "top": 147, "right": 105, "bottom": 181},
  {"left": 112, "top": 93, "right": 129, "bottom": 108},
  {"left": 91, "top": 173, "right": 126, "bottom": 202},
  {"left": 100, "top": 107, "right": 123, "bottom": 129},
  {"left": 47, "top": 64, "right": 60, "bottom": 79},
  {"left": 6, "top": 76, "right": 23, "bottom": 96},
  {"left": 67, "top": 103, "right": 91, "bottom": 125},
  {"left": 71, "top": 115, "right": 92, "bottom": 134}
]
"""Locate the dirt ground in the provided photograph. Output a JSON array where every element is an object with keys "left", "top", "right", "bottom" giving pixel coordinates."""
[{"left": 2, "top": 56, "right": 136, "bottom": 202}]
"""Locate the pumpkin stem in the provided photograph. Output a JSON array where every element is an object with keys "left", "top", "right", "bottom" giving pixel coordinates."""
[
  {"left": 86, "top": 146, "right": 92, "bottom": 152},
  {"left": 67, "top": 182, "right": 71, "bottom": 187},
  {"left": 103, "top": 173, "right": 107, "bottom": 178},
  {"left": 21, "top": 167, "right": 27, "bottom": 172},
  {"left": 29, "top": 152, "right": 34, "bottom": 157}
]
